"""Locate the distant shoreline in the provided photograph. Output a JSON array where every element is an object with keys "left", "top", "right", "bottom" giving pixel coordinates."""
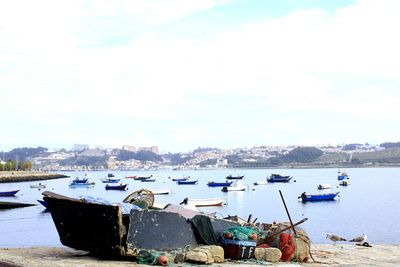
[{"left": 0, "top": 171, "right": 69, "bottom": 183}]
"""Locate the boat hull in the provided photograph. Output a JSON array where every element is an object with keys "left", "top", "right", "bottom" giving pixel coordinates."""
[
  {"left": 0, "top": 190, "right": 20, "bottom": 197},
  {"left": 0, "top": 201, "right": 36, "bottom": 209},
  {"left": 187, "top": 198, "right": 225, "bottom": 207},
  {"left": 300, "top": 192, "right": 339, "bottom": 202},
  {"left": 43, "top": 191, "right": 126, "bottom": 257},
  {"left": 207, "top": 181, "right": 233, "bottom": 187},
  {"left": 105, "top": 184, "right": 128, "bottom": 190},
  {"left": 267, "top": 174, "right": 292, "bottom": 183},
  {"left": 226, "top": 175, "right": 244, "bottom": 180},
  {"left": 177, "top": 180, "right": 198, "bottom": 185},
  {"left": 149, "top": 189, "right": 171, "bottom": 195}
]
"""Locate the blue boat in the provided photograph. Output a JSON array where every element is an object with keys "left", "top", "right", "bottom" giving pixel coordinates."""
[
  {"left": 226, "top": 175, "right": 244, "bottom": 180},
  {"left": 37, "top": 199, "right": 48, "bottom": 208},
  {"left": 107, "top": 173, "right": 115, "bottom": 177},
  {"left": 71, "top": 178, "right": 88, "bottom": 184},
  {"left": 105, "top": 184, "right": 128, "bottom": 190},
  {"left": 141, "top": 178, "right": 156, "bottom": 182},
  {"left": 267, "top": 174, "right": 292, "bottom": 183},
  {"left": 0, "top": 190, "right": 19, "bottom": 197},
  {"left": 299, "top": 192, "right": 339, "bottom": 202},
  {"left": 177, "top": 180, "right": 198, "bottom": 185},
  {"left": 337, "top": 171, "right": 349, "bottom": 181},
  {"left": 101, "top": 178, "right": 121, "bottom": 183},
  {"left": 207, "top": 181, "right": 233, "bottom": 187}
]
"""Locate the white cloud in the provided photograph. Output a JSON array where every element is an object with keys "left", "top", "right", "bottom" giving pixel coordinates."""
[{"left": 1, "top": 0, "right": 400, "bottom": 150}]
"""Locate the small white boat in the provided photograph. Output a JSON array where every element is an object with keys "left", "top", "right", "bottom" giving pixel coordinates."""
[
  {"left": 253, "top": 180, "right": 268, "bottom": 186},
  {"left": 221, "top": 181, "right": 246, "bottom": 192},
  {"left": 317, "top": 184, "right": 332, "bottom": 190},
  {"left": 30, "top": 183, "right": 46, "bottom": 189},
  {"left": 180, "top": 197, "right": 225, "bottom": 207},
  {"left": 150, "top": 188, "right": 171, "bottom": 195}
]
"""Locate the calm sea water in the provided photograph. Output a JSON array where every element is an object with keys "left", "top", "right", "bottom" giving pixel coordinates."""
[{"left": 0, "top": 167, "right": 399, "bottom": 247}]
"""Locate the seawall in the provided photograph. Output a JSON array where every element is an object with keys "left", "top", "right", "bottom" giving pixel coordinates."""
[{"left": 0, "top": 171, "right": 69, "bottom": 183}]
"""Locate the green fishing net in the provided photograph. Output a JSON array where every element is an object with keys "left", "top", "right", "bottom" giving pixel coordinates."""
[{"left": 223, "top": 226, "right": 265, "bottom": 241}]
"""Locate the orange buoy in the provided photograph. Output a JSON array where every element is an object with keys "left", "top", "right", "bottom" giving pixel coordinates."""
[{"left": 157, "top": 255, "right": 168, "bottom": 266}]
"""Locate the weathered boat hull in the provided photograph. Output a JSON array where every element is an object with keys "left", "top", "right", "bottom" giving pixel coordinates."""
[
  {"left": 43, "top": 191, "right": 239, "bottom": 257},
  {"left": 127, "top": 207, "right": 238, "bottom": 251},
  {"left": 43, "top": 191, "right": 127, "bottom": 257}
]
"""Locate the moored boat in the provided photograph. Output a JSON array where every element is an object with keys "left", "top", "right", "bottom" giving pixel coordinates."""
[
  {"left": 30, "top": 183, "right": 46, "bottom": 189},
  {"left": 101, "top": 178, "right": 121, "bottom": 183},
  {"left": 125, "top": 175, "right": 137, "bottom": 179},
  {"left": 339, "top": 180, "right": 350, "bottom": 186},
  {"left": 177, "top": 180, "right": 198, "bottom": 185},
  {"left": 105, "top": 184, "right": 128, "bottom": 190},
  {"left": 149, "top": 188, "right": 171, "bottom": 195},
  {"left": 69, "top": 181, "right": 95, "bottom": 187},
  {"left": 179, "top": 197, "right": 225, "bottom": 207},
  {"left": 134, "top": 175, "right": 153, "bottom": 181},
  {"left": 317, "top": 184, "right": 332, "bottom": 190},
  {"left": 71, "top": 178, "right": 89, "bottom": 184},
  {"left": 253, "top": 181, "right": 268, "bottom": 186},
  {"left": 0, "top": 190, "right": 19, "bottom": 197},
  {"left": 337, "top": 171, "right": 349, "bottom": 181},
  {"left": 141, "top": 178, "right": 156, "bottom": 182},
  {"left": 172, "top": 176, "right": 189, "bottom": 182},
  {"left": 108, "top": 173, "right": 115, "bottom": 177},
  {"left": 207, "top": 181, "right": 233, "bottom": 187},
  {"left": 0, "top": 201, "right": 36, "bottom": 209},
  {"left": 226, "top": 175, "right": 244, "bottom": 180},
  {"left": 299, "top": 192, "right": 339, "bottom": 202},
  {"left": 267, "top": 174, "right": 292, "bottom": 183},
  {"left": 221, "top": 181, "right": 246, "bottom": 192}
]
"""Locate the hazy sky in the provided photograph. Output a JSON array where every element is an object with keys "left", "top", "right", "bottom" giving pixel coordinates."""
[{"left": 1, "top": 0, "right": 400, "bottom": 152}]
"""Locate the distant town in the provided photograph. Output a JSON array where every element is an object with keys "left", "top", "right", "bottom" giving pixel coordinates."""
[{"left": 2, "top": 142, "right": 400, "bottom": 171}]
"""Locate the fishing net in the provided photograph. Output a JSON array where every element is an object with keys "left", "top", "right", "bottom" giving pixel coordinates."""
[
  {"left": 136, "top": 250, "right": 156, "bottom": 264},
  {"left": 223, "top": 226, "right": 265, "bottom": 241}
]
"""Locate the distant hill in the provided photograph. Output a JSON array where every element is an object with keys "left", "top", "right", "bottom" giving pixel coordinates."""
[{"left": 2, "top": 147, "right": 48, "bottom": 162}]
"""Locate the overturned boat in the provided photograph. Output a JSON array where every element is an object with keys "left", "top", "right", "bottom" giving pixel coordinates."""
[{"left": 42, "top": 190, "right": 239, "bottom": 258}]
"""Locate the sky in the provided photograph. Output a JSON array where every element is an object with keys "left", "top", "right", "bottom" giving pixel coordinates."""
[{"left": 1, "top": 0, "right": 400, "bottom": 152}]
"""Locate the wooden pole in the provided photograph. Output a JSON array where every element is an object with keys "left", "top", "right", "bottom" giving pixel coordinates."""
[
  {"left": 265, "top": 218, "right": 308, "bottom": 240},
  {"left": 279, "top": 190, "right": 297, "bottom": 236}
]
